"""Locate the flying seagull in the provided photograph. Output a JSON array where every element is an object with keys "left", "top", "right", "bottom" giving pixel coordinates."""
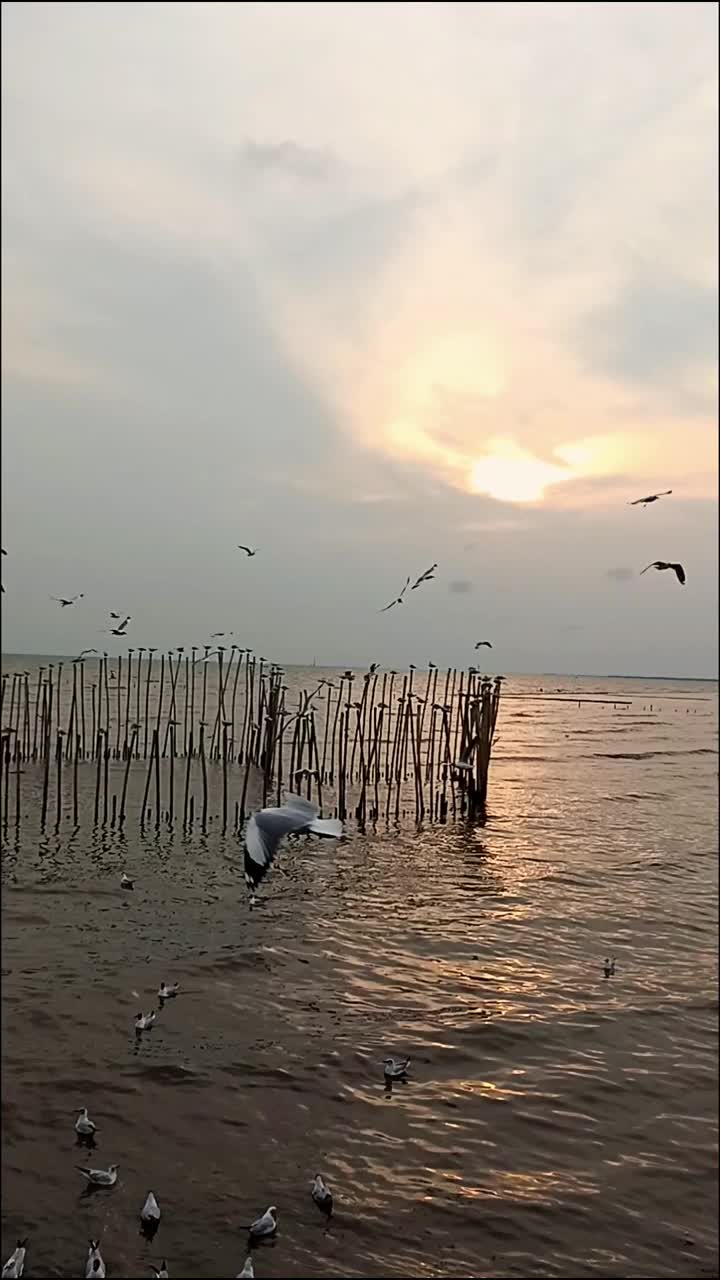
[
  {"left": 243, "top": 794, "right": 343, "bottom": 895},
  {"left": 237, "top": 545, "right": 257, "bottom": 557},
  {"left": 51, "top": 594, "right": 84, "bottom": 607},
  {"left": 628, "top": 490, "right": 672, "bottom": 507},
  {"left": 411, "top": 563, "right": 437, "bottom": 589},
  {"left": 73, "top": 649, "right": 98, "bottom": 661},
  {"left": 640, "top": 561, "right": 686, "bottom": 585},
  {"left": 380, "top": 577, "right": 410, "bottom": 612},
  {"left": 474, "top": 640, "right": 493, "bottom": 649}
]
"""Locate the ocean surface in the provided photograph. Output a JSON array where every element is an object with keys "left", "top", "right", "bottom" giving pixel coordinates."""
[{"left": 1, "top": 666, "right": 718, "bottom": 1278}]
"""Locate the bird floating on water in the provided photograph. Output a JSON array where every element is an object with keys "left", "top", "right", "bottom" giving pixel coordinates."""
[
  {"left": 141, "top": 1191, "right": 161, "bottom": 1228},
  {"left": 135, "top": 1011, "right": 156, "bottom": 1034},
  {"left": 77, "top": 1164, "right": 118, "bottom": 1188},
  {"left": 236, "top": 1259, "right": 254, "bottom": 1278},
  {"left": 149, "top": 1264, "right": 169, "bottom": 1279},
  {"left": 640, "top": 561, "right": 686, "bottom": 585},
  {"left": 237, "top": 545, "right": 257, "bottom": 557},
  {"left": 75, "top": 1108, "right": 97, "bottom": 1138},
  {"left": 247, "top": 1206, "right": 278, "bottom": 1242},
  {"left": 383, "top": 1056, "right": 410, "bottom": 1079},
  {"left": 474, "top": 640, "right": 493, "bottom": 649},
  {"left": 51, "top": 594, "right": 84, "bottom": 607},
  {"left": 311, "top": 1174, "right": 333, "bottom": 1222},
  {"left": 380, "top": 577, "right": 410, "bottom": 612},
  {"left": 121, "top": 872, "right": 134, "bottom": 890},
  {"left": 158, "top": 982, "right": 179, "bottom": 1000},
  {"left": 628, "top": 490, "right": 672, "bottom": 507},
  {"left": 1, "top": 1240, "right": 28, "bottom": 1279},
  {"left": 85, "top": 1241, "right": 106, "bottom": 1279},
  {"left": 243, "top": 794, "right": 343, "bottom": 896},
  {"left": 603, "top": 957, "right": 616, "bottom": 978}
]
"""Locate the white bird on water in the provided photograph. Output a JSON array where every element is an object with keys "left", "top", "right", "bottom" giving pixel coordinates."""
[
  {"left": 75, "top": 1108, "right": 97, "bottom": 1138},
  {"left": 85, "top": 1241, "right": 106, "bottom": 1279},
  {"left": 383, "top": 1056, "right": 410, "bottom": 1080},
  {"left": 77, "top": 1164, "right": 118, "bottom": 1188},
  {"left": 603, "top": 957, "right": 617, "bottom": 978},
  {"left": 242, "top": 795, "right": 343, "bottom": 897},
  {"left": 236, "top": 1259, "right": 254, "bottom": 1278},
  {"left": 135, "top": 1011, "right": 156, "bottom": 1033},
  {"left": 246, "top": 1206, "right": 278, "bottom": 1242},
  {"left": 141, "top": 1191, "right": 161, "bottom": 1234},
  {"left": 149, "top": 1264, "right": 169, "bottom": 1279},
  {"left": 121, "top": 872, "right": 134, "bottom": 890},
  {"left": 158, "top": 982, "right": 179, "bottom": 1000},
  {"left": 2, "top": 1240, "right": 28, "bottom": 1279},
  {"left": 311, "top": 1174, "right": 333, "bottom": 1222}
]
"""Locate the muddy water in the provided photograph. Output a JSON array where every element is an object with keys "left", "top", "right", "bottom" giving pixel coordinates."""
[{"left": 2, "top": 675, "right": 718, "bottom": 1277}]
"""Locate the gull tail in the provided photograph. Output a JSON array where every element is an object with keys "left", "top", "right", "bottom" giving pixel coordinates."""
[{"left": 309, "top": 817, "right": 343, "bottom": 839}]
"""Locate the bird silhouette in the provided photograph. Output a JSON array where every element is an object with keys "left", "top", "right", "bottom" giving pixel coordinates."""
[
  {"left": 628, "top": 490, "right": 672, "bottom": 507},
  {"left": 237, "top": 545, "right": 257, "bottom": 557},
  {"left": 475, "top": 640, "right": 493, "bottom": 649},
  {"left": 51, "top": 594, "right": 84, "bottom": 607},
  {"left": 380, "top": 577, "right": 411, "bottom": 612},
  {"left": 640, "top": 561, "right": 686, "bottom": 585},
  {"left": 411, "top": 563, "right": 437, "bottom": 589}
]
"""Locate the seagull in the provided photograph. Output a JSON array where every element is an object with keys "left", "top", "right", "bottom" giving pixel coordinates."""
[
  {"left": 383, "top": 1056, "right": 410, "bottom": 1080},
  {"left": 603, "top": 957, "right": 616, "bottom": 978},
  {"left": 149, "top": 1265, "right": 169, "bottom": 1280},
  {"left": 75, "top": 1108, "right": 97, "bottom": 1138},
  {"left": 640, "top": 561, "right": 686, "bottom": 585},
  {"left": 108, "top": 617, "right": 131, "bottom": 636},
  {"left": 236, "top": 1260, "right": 254, "bottom": 1278},
  {"left": 0, "top": 548, "right": 5, "bottom": 594},
  {"left": 158, "top": 982, "right": 179, "bottom": 1000},
  {"left": 628, "top": 490, "right": 672, "bottom": 506},
  {"left": 51, "top": 594, "right": 84, "bottom": 607},
  {"left": 141, "top": 1191, "right": 161, "bottom": 1226},
  {"left": 121, "top": 872, "right": 134, "bottom": 890},
  {"left": 85, "top": 1241, "right": 106, "bottom": 1279},
  {"left": 76, "top": 1164, "right": 119, "bottom": 1188},
  {"left": 311, "top": 1175, "right": 333, "bottom": 1222},
  {"left": 411, "top": 563, "right": 437, "bottom": 590},
  {"left": 247, "top": 1206, "right": 278, "bottom": 1241},
  {"left": 474, "top": 640, "right": 492, "bottom": 649},
  {"left": 243, "top": 795, "right": 343, "bottom": 896},
  {"left": 380, "top": 577, "right": 411, "bottom": 612},
  {"left": 74, "top": 649, "right": 99, "bottom": 661},
  {"left": 210, "top": 631, "right": 233, "bottom": 638},
  {"left": 237, "top": 545, "right": 257, "bottom": 557},
  {"left": 1, "top": 1240, "right": 28, "bottom": 1279},
  {"left": 135, "top": 1011, "right": 156, "bottom": 1034}
]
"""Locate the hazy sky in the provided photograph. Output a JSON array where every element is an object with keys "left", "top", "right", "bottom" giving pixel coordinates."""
[{"left": 2, "top": 2, "right": 717, "bottom": 676}]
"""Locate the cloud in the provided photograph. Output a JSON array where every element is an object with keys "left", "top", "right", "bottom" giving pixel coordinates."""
[
  {"left": 236, "top": 139, "right": 338, "bottom": 182},
  {"left": 448, "top": 579, "right": 473, "bottom": 594},
  {"left": 606, "top": 567, "right": 635, "bottom": 583}
]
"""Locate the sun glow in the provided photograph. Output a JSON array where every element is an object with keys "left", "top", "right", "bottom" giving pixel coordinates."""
[{"left": 469, "top": 439, "right": 571, "bottom": 503}]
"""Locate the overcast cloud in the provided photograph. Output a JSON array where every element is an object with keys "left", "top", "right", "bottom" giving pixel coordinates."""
[{"left": 1, "top": 1, "right": 717, "bottom": 676}]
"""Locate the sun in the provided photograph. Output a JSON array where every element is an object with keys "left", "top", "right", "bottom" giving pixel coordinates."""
[{"left": 469, "top": 439, "right": 571, "bottom": 503}]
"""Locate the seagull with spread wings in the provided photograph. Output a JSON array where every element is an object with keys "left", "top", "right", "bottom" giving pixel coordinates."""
[
  {"left": 640, "top": 561, "right": 686, "bottom": 585},
  {"left": 380, "top": 576, "right": 411, "bottom": 612},
  {"left": 628, "top": 490, "right": 672, "bottom": 507},
  {"left": 242, "top": 794, "right": 343, "bottom": 897},
  {"left": 237, "top": 545, "right": 257, "bottom": 557}
]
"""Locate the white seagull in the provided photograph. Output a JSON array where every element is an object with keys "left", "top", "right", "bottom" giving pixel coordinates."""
[
  {"left": 158, "top": 982, "right": 179, "bottom": 1000},
  {"left": 85, "top": 1241, "right": 106, "bottom": 1279},
  {"left": 77, "top": 1164, "right": 118, "bottom": 1188},
  {"left": 149, "top": 1265, "right": 169, "bottom": 1279},
  {"left": 311, "top": 1174, "right": 333, "bottom": 1222},
  {"left": 2, "top": 1240, "right": 28, "bottom": 1279},
  {"left": 247, "top": 1206, "right": 278, "bottom": 1242},
  {"left": 243, "top": 795, "right": 343, "bottom": 896},
  {"left": 236, "top": 1260, "right": 254, "bottom": 1279},
  {"left": 75, "top": 1108, "right": 97, "bottom": 1138},
  {"left": 121, "top": 872, "right": 134, "bottom": 890},
  {"left": 383, "top": 1056, "right": 410, "bottom": 1079},
  {"left": 603, "top": 957, "right": 617, "bottom": 978},
  {"left": 135, "top": 1011, "right": 156, "bottom": 1034},
  {"left": 141, "top": 1192, "right": 161, "bottom": 1223}
]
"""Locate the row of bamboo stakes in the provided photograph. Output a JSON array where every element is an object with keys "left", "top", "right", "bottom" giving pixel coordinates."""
[{"left": 1, "top": 649, "right": 503, "bottom": 836}]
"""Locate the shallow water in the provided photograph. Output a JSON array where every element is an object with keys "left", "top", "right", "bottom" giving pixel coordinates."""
[{"left": 2, "top": 672, "right": 718, "bottom": 1277}]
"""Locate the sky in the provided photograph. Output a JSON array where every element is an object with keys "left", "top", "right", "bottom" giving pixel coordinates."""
[{"left": 1, "top": 1, "right": 718, "bottom": 677}]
